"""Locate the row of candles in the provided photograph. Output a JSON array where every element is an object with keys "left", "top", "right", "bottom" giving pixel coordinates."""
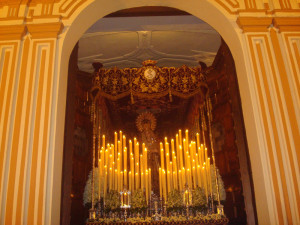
[
  {"left": 97, "top": 131, "right": 152, "bottom": 204},
  {"left": 159, "top": 129, "right": 214, "bottom": 203}
]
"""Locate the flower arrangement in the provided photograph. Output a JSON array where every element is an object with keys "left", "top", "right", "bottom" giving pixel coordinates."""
[
  {"left": 87, "top": 214, "right": 228, "bottom": 224},
  {"left": 161, "top": 213, "right": 226, "bottom": 222},
  {"left": 210, "top": 166, "right": 226, "bottom": 201},
  {"left": 161, "top": 215, "right": 187, "bottom": 222},
  {"left": 105, "top": 190, "right": 121, "bottom": 211},
  {"left": 127, "top": 217, "right": 152, "bottom": 223},
  {"left": 83, "top": 167, "right": 104, "bottom": 206},
  {"left": 190, "top": 187, "right": 207, "bottom": 213},
  {"left": 167, "top": 189, "right": 184, "bottom": 212},
  {"left": 131, "top": 189, "right": 147, "bottom": 212}
]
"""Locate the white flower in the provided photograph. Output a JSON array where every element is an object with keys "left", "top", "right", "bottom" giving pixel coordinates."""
[
  {"left": 210, "top": 166, "right": 226, "bottom": 201},
  {"left": 83, "top": 167, "right": 105, "bottom": 206}
]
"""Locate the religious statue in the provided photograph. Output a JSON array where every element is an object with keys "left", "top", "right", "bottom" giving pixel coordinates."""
[
  {"left": 135, "top": 111, "right": 158, "bottom": 153},
  {"left": 136, "top": 111, "right": 160, "bottom": 194}
]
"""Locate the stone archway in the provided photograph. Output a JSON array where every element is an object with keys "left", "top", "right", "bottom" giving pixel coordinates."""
[{"left": 52, "top": 1, "right": 270, "bottom": 225}]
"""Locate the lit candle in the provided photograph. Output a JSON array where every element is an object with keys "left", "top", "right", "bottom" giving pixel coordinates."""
[
  {"left": 141, "top": 171, "right": 144, "bottom": 191},
  {"left": 195, "top": 154, "right": 201, "bottom": 187},
  {"left": 104, "top": 165, "right": 107, "bottom": 198},
  {"left": 109, "top": 153, "right": 113, "bottom": 190},
  {"left": 109, "top": 167, "right": 113, "bottom": 190},
  {"left": 131, "top": 156, "right": 134, "bottom": 190},
  {"left": 183, "top": 139, "right": 187, "bottom": 167},
  {"left": 100, "top": 147, "right": 105, "bottom": 177},
  {"left": 124, "top": 147, "right": 127, "bottom": 187},
  {"left": 169, "top": 161, "right": 173, "bottom": 190},
  {"left": 171, "top": 139, "right": 175, "bottom": 161},
  {"left": 112, "top": 162, "right": 115, "bottom": 190},
  {"left": 135, "top": 142, "right": 139, "bottom": 188},
  {"left": 102, "top": 135, "right": 105, "bottom": 150},
  {"left": 159, "top": 168, "right": 162, "bottom": 199},
  {"left": 185, "top": 129, "right": 189, "bottom": 146},
  {"left": 199, "top": 145, "right": 204, "bottom": 167},
  {"left": 145, "top": 170, "right": 149, "bottom": 204},
  {"left": 175, "top": 134, "right": 180, "bottom": 168},
  {"left": 110, "top": 144, "right": 115, "bottom": 185},
  {"left": 140, "top": 153, "right": 143, "bottom": 175},
  {"left": 173, "top": 156, "right": 178, "bottom": 189},
  {"left": 197, "top": 165, "right": 202, "bottom": 188},
  {"left": 98, "top": 159, "right": 101, "bottom": 201},
  {"left": 119, "top": 131, "right": 122, "bottom": 150},
  {"left": 135, "top": 172, "right": 139, "bottom": 190},
  {"left": 196, "top": 133, "right": 200, "bottom": 150},
  {"left": 182, "top": 167, "right": 186, "bottom": 187},
  {"left": 120, "top": 171, "right": 124, "bottom": 190},
  {"left": 171, "top": 139, "right": 177, "bottom": 189},
  {"left": 202, "top": 165, "right": 208, "bottom": 202},
  {"left": 178, "top": 169, "right": 182, "bottom": 191},
  {"left": 129, "top": 171, "right": 132, "bottom": 192},
  {"left": 167, "top": 170, "right": 171, "bottom": 192},
  {"left": 119, "top": 142, "right": 123, "bottom": 178},
  {"left": 207, "top": 158, "right": 212, "bottom": 196},
  {"left": 117, "top": 158, "right": 121, "bottom": 191},
  {"left": 105, "top": 147, "right": 109, "bottom": 168},
  {"left": 118, "top": 140, "right": 121, "bottom": 165},
  {"left": 173, "top": 171, "right": 176, "bottom": 189},
  {"left": 179, "top": 129, "right": 182, "bottom": 147},
  {"left": 129, "top": 140, "right": 133, "bottom": 171},
  {"left": 114, "top": 169, "right": 118, "bottom": 191},
  {"left": 179, "top": 146, "right": 183, "bottom": 171},
  {"left": 192, "top": 165, "right": 196, "bottom": 189},
  {"left": 160, "top": 144, "right": 165, "bottom": 177},
  {"left": 144, "top": 148, "right": 148, "bottom": 174},
  {"left": 149, "top": 168, "right": 152, "bottom": 198},
  {"left": 205, "top": 147, "right": 208, "bottom": 166},
  {"left": 123, "top": 135, "right": 126, "bottom": 151},
  {"left": 114, "top": 132, "right": 118, "bottom": 161},
  {"left": 162, "top": 169, "right": 167, "bottom": 203},
  {"left": 191, "top": 142, "right": 197, "bottom": 188},
  {"left": 187, "top": 168, "right": 192, "bottom": 188},
  {"left": 165, "top": 142, "right": 171, "bottom": 192}
]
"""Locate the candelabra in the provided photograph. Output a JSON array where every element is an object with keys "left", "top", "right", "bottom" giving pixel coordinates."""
[
  {"left": 89, "top": 208, "right": 96, "bottom": 221},
  {"left": 184, "top": 184, "right": 192, "bottom": 219},
  {"left": 153, "top": 201, "right": 162, "bottom": 221},
  {"left": 120, "top": 188, "right": 131, "bottom": 221}
]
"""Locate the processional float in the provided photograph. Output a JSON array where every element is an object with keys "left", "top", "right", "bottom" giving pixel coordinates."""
[{"left": 84, "top": 60, "right": 228, "bottom": 224}]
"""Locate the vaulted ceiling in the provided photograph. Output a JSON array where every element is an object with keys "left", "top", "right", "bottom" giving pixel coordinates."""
[{"left": 78, "top": 15, "right": 221, "bottom": 73}]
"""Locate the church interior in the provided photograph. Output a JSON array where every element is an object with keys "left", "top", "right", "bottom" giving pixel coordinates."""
[{"left": 61, "top": 7, "right": 256, "bottom": 225}]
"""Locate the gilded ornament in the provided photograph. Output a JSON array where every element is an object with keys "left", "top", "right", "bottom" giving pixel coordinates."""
[{"left": 92, "top": 60, "right": 208, "bottom": 101}]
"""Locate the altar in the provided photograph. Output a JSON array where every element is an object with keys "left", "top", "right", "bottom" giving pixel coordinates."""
[{"left": 83, "top": 61, "right": 228, "bottom": 225}]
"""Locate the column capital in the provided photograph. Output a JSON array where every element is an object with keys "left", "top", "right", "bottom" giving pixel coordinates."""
[
  {"left": 0, "top": 25, "right": 26, "bottom": 40},
  {"left": 27, "top": 22, "right": 63, "bottom": 39},
  {"left": 273, "top": 17, "right": 300, "bottom": 32},
  {"left": 236, "top": 17, "right": 272, "bottom": 32}
]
